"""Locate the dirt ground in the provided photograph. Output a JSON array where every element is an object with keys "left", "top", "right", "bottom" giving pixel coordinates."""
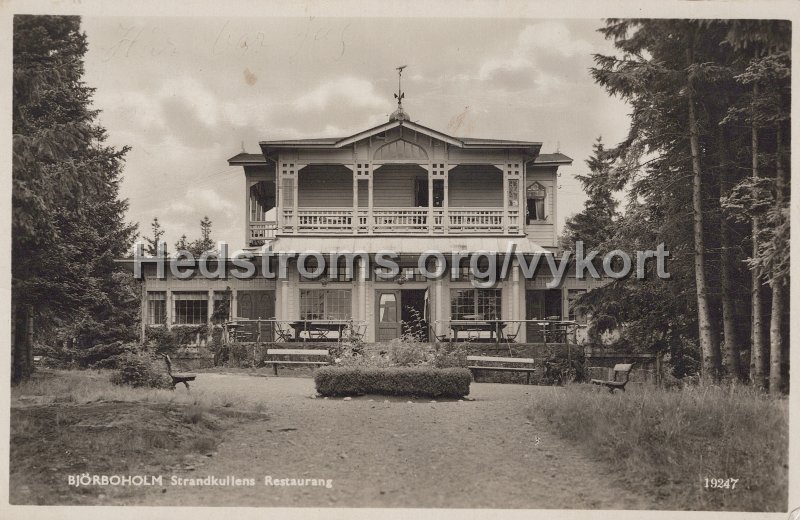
[
  {"left": 11, "top": 372, "right": 650, "bottom": 509},
  {"left": 132, "top": 373, "right": 647, "bottom": 509}
]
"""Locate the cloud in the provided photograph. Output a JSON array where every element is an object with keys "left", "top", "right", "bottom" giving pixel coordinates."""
[
  {"left": 517, "top": 22, "right": 594, "bottom": 58},
  {"left": 157, "top": 77, "right": 220, "bottom": 127},
  {"left": 293, "top": 76, "right": 386, "bottom": 112},
  {"left": 473, "top": 21, "right": 594, "bottom": 93}
]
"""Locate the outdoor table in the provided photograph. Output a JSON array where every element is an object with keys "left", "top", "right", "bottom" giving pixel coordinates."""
[
  {"left": 449, "top": 319, "right": 507, "bottom": 345},
  {"left": 289, "top": 320, "right": 350, "bottom": 342}
]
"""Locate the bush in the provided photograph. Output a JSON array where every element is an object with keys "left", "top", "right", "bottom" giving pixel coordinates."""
[
  {"left": 387, "top": 341, "right": 432, "bottom": 366},
  {"left": 81, "top": 342, "right": 138, "bottom": 369},
  {"left": 314, "top": 366, "right": 471, "bottom": 398},
  {"left": 110, "top": 354, "right": 173, "bottom": 389},
  {"left": 431, "top": 342, "right": 470, "bottom": 368}
]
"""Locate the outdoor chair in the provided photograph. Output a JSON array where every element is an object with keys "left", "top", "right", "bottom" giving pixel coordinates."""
[
  {"left": 503, "top": 322, "right": 522, "bottom": 355},
  {"left": 274, "top": 321, "right": 294, "bottom": 342},
  {"left": 347, "top": 323, "right": 367, "bottom": 342}
]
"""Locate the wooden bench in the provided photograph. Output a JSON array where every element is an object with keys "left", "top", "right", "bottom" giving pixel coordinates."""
[
  {"left": 467, "top": 355, "right": 536, "bottom": 384},
  {"left": 266, "top": 348, "right": 330, "bottom": 375},
  {"left": 591, "top": 363, "right": 634, "bottom": 393},
  {"left": 162, "top": 354, "right": 196, "bottom": 390}
]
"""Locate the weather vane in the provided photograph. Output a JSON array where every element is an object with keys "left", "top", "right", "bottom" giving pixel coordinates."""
[{"left": 394, "top": 65, "right": 407, "bottom": 107}]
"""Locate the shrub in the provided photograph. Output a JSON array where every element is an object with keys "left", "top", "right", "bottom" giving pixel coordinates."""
[
  {"left": 314, "top": 366, "right": 471, "bottom": 398},
  {"left": 431, "top": 342, "right": 470, "bottom": 368},
  {"left": 387, "top": 341, "right": 432, "bottom": 366},
  {"left": 110, "top": 354, "right": 173, "bottom": 389}
]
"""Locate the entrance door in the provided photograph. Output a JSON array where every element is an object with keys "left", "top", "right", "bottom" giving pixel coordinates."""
[
  {"left": 525, "top": 289, "right": 562, "bottom": 342},
  {"left": 376, "top": 290, "right": 401, "bottom": 341},
  {"left": 400, "top": 289, "right": 428, "bottom": 341},
  {"left": 238, "top": 290, "right": 276, "bottom": 320}
]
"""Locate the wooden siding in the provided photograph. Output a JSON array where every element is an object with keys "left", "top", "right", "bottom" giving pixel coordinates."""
[
  {"left": 448, "top": 165, "right": 503, "bottom": 207},
  {"left": 372, "top": 164, "right": 427, "bottom": 207},
  {"left": 297, "top": 165, "right": 353, "bottom": 207}
]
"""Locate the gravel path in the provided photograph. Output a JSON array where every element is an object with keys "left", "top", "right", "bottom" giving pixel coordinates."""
[{"left": 127, "top": 373, "right": 648, "bottom": 509}]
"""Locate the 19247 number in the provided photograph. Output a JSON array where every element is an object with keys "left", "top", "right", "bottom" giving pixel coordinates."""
[{"left": 704, "top": 478, "right": 739, "bottom": 489}]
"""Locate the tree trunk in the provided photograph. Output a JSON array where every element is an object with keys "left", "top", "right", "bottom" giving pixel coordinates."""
[
  {"left": 687, "top": 38, "right": 720, "bottom": 384},
  {"left": 717, "top": 126, "right": 742, "bottom": 381},
  {"left": 769, "top": 126, "right": 786, "bottom": 394},
  {"left": 12, "top": 302, "right": 34, "bottom": 384},
  {"left": 750, "top": 83, "right": 767, "bottom": 389}
]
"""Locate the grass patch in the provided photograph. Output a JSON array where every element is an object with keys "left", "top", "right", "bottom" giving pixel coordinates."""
[
  {"left": 10, "top": 369, "right": 268, "bottom": 505},
  {"left": 530, "top": 384, "right": 788, "bottom": 511},
  {"left": 315, "top": 366, "right": 471, "bottom": 398},
  {"left": 12, "top": 369, "right": 271, "bottom": 412}
]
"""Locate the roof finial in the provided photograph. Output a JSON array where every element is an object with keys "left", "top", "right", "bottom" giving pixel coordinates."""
[
  {"left": 241, "top": 140, "right": 246, "bottom": 153},
  {"left": 394, "top": 65, "right": 407, "bottom": 107},
  {"left": 390, "top": 65, "right": 410, "bottom": 122}
]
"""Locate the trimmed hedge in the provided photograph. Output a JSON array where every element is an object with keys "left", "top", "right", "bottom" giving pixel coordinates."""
[{"left": 314, "top": 366, "right": 471, "bottom": 398}]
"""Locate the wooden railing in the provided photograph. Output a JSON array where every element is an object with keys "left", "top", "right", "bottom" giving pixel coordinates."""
[
  {"left": 249, "top": 221, "right": 277, "bottom": 244},
  {"left": 269, "top": 207, "right": 516, "bottom": 235}
]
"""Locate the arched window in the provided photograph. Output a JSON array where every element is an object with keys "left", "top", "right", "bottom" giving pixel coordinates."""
[{"left": 526, "top": 182, "right": 546, "bottom": 223}]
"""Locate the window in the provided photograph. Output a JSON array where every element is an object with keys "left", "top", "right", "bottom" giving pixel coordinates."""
[
  {"left": 567, "top": 289, "right": 587, "bottom": 323},
  {"left": 526, "top": 182, "right": 546, "bottom": 223},
  {"left": 212, "top": 292, "right": 231, "bottom": 323},
  {"left": 414, "top": 178, "right": 429, "bottom": 207},
  {"left": 432, "top": 179, "right": 444, "bottom": 208},
  {"left": 374, "top": 266, "right": 426, "bottom": 282},
  {"left": 300, "top": 289, "right": 352, "bottom": 320},
  {"left": 299, "top": 263, "right": 354, "bottom": 282},
  {"left": 378, "top": 292, "right": 398, "bottom": 322},
  {"left": 146, "top": 292, "right": 166, "bottom": 325},
  {"left": 450, "top": 288, "right": 501, "bottom": 320},
  {"left": 173, "top": 292, "right": 208, "bottom": 325}
]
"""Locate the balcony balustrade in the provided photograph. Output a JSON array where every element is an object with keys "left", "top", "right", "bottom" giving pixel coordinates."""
[{"left": 254, "top": 207, "right": 522, "bottom": 239}]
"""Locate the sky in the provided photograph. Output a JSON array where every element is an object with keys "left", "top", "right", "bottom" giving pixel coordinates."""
[{"left": 81, "top": 16, "right": 631, "bottom": 252}]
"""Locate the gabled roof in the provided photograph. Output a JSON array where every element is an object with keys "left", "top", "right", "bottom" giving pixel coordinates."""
[
  {"left": 227, "top": 153, "right": 267, "bottom": 166},
  {"left": 533, "top": 153, "right": 573, "bottom": 165},
  {"left": 258, "top": 119, "right": 541, "bottom": 154}
]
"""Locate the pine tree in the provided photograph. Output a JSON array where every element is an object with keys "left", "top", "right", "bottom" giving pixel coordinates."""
[
  {"left": 145, "top": 217, "right": 165, "bottom": 256},
  {"left": 561, "top": 137, "right": 619, "bottom": 253},
  {"left": 12, "top": 15, "right": 139, "bottom": 378}
]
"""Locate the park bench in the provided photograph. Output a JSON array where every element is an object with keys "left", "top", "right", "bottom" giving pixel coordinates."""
[
  {"left": 266, "top": 348, "right": 330, "bottom": 375},
  {"left": 591, "top": 363, "right": 634, "bottom": 393},
  {"left": 162, "top": 354, "right": 197, "bottom": 390},
  {"left": 467, "top": 355, "right": 536, "bottom": 384}
]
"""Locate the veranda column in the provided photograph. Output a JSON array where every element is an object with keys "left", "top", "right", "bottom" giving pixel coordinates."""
[
  {"left": 207, "top": 289, "right": 214, "bottom": 343},
  {"left": 501, "top": 161, "right": 522, "bottom": 234},
  {"left": 165, "top": 288, "right": 173, "bottom": 330},
  {"left": 278, "top": 159, "right": 300, "bottom": 233},
  {"left": 359, "top": 257, "right": 367, "bottom": 323},
  {"left": 355, "top": 163, "right": 371, "bottom": 234},
  {"left": 245, "top": 181, "right": 251, "bottom": 246},
  {"left": 430, "top": 162, "right": 447, "bottom": 233},
  {"left": 511, "top": 259, "right": 525, "bottom": 342},
  {"left": 140, "top": 285, "right": 147, "bottom": 342},
  {"left": 351, "top": 165, "right": 358, "bottom": 233},
  {"left": 434, "top": 257, "right": 447, "bottom": 339},
  {"left": 230, "top": 288, "right": 238, "bottom": 320},
  {"left": 427, "top": 162, "right": 434, "bottom": 235}
]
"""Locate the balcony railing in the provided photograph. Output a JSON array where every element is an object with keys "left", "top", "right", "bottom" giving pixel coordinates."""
[
  {"left": 249, "top": 221, "right": 278, "bottom": 243},
  {"left": 269, "top": 207, "right": 522, "bottom": 235}
]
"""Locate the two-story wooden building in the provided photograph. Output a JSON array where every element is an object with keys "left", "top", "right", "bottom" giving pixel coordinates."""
[{"left": 137, "top": 100, "right": 599, "bottom": 344}]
